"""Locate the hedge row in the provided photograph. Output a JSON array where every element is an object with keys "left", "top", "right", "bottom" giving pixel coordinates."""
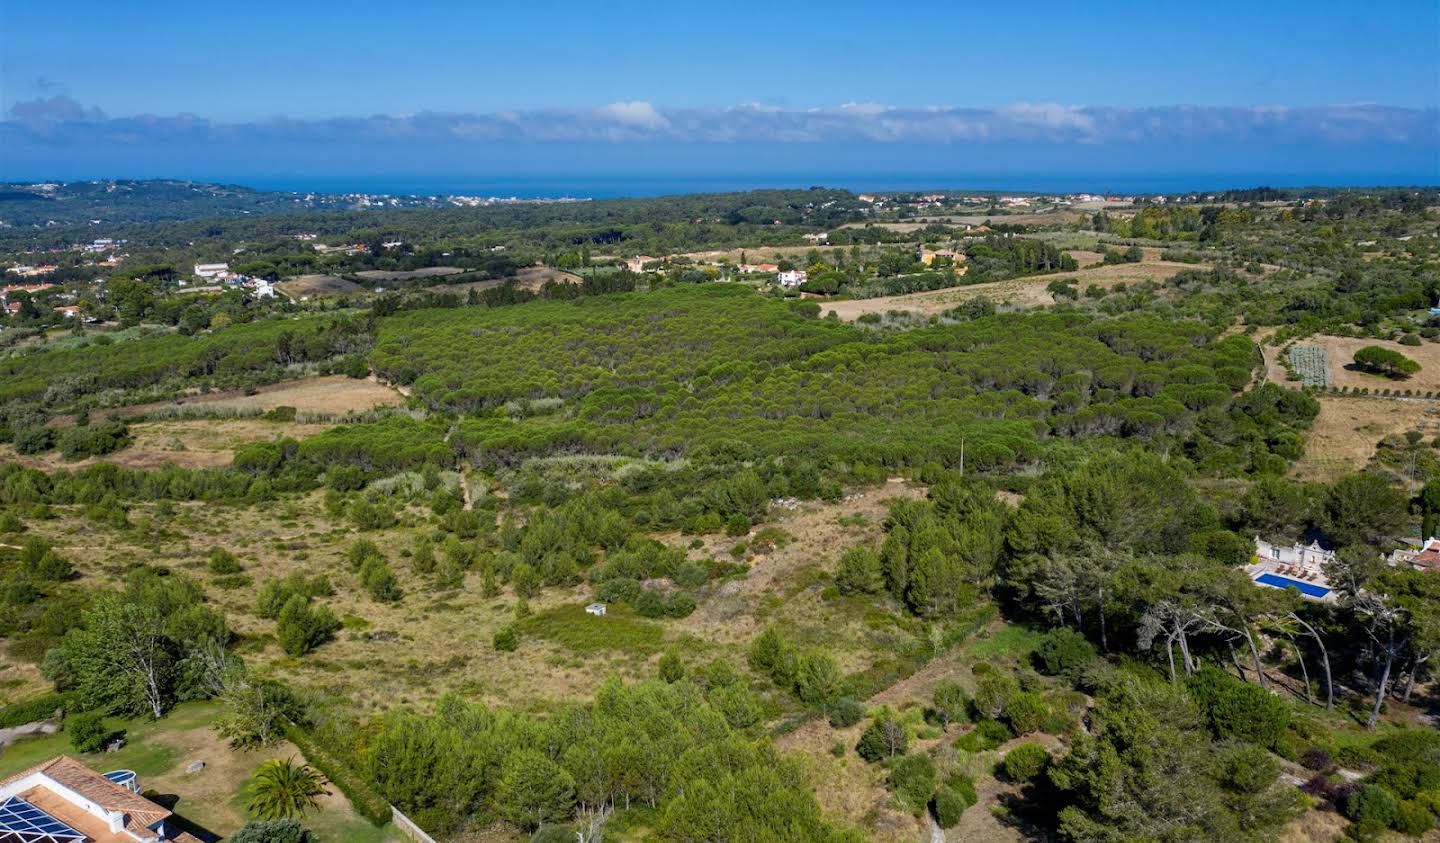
[{"left": 282, "top": 721, "right": 390, "bottom": 826}]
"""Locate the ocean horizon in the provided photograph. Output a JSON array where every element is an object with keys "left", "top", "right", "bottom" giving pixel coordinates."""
[{"left": 174, "top": 171, "right": 1439, "bottom": 199}]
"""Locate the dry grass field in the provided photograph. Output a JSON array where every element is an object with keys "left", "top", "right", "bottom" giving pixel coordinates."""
[
  {"left": 822, "top": 260, "right": 1199, "bottom": 321},
  {"left": 1291, "top": 396, "right": 1440, "bottom": 482},
  {"left": 0, "top": 418, "right": 334, "bottom": 471},
  {"left": 0, "top": 377, "right": 403, "bottom": 471},
  {"left": 13, "top": 478, "right": 935, "bottom": 721},
  {"left": 102, "top": 375, "right": 405, "bottom": 420},
  {"left": 353, "top": 267, "right": 464, "bottom": 282}
]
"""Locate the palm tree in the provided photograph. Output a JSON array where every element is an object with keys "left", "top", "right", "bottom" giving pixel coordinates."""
[{"left": 245, "top": 757, "right": 328, "bottom": 820}]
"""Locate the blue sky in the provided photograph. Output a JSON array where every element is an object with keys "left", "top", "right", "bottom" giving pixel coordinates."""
[{"left": 1, "top": 0, "right": 1437, "bottom": 189}]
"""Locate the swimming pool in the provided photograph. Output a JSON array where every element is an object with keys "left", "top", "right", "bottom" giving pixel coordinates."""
[{"left": 1255, "top": 572, "right": 1331, "bottom": 598}]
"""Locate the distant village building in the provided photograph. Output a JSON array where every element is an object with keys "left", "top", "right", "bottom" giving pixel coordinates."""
[
  {"left": 623, "top": 256, "right": 658, "bottom": 273},
  {"left": 585, "top": 603, "right": 607, "bottom": 617},
  {"left": 52, "top": 306, "right": 80, "bottom": 319},
  {"left": 740, "top": 263, "right": 779, "bottom": 274},
  {"left": 776, "top": 270, "right": 807, "bottom": 289},
  {"left": 192, "top": 262, "right": 231, "bottom": 281},
  {"left": 1, "top": 283, "right": 58, "bottom": 299},
  {"left": 1389, "top": 538, "right": 1440, "bottom": 573},
  {"left": 5, "top": 265, "right": 57, "bottom": 278},
  {"left": 917, "top": 246, "right": 967, "bottom": 267}
]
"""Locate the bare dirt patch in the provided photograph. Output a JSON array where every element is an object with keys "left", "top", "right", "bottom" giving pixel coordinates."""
[
  {"left": 822, "top": 261, "right": 1199, "bottom": 321},
  {"left": 1292, "top": 397, "right": 1440, "bottom": 482},
  {"left": 99, "top": 375, "right": 405, "bottom": 420},
  {"left": 276, "top": 275, "right": 362, "bottom": 299}
]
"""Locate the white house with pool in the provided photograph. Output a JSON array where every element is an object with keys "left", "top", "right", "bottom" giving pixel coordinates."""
[{"left": 1245, "top": 537, "right": 1338, "bottom": 603}]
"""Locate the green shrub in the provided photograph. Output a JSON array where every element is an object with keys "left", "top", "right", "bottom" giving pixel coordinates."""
[
  {"left": 56, "top": 421, "right": 130, "bottom": 459},
  {"left": 229, "top": 820, "right": 319, "bottom": 843},
  {"left": 828, "top": 697, "right": 865, "bottom": 729},
  {"left": 1346, "top": 784, "right": 1400, "bottom": 827},
  {"left": 888, "top": 753, "right": 937, "bottom": 814},
  {"left": 276, "top": 596, "right": 341, "bottom": 656},
  {"left": 664, "top": 591, "right": 696, "bottom": 618},
  {"left": 658, "top": 652, "right": 684, "bottom": 683},
  {"left": 66, "top": 711, "right": 111, "bottom": 754},
  {"left": 360, "top": 558, "right": 402, "bottom": 603},
  {"left": 932, "top": 786, "right": 970, "bottom": 828},
  {"left": 1187, "top": 666, "right": 1289, "bottom": 748},
  {"left": 857, "top": 711, "right": 908, "bottom": 762},
  {"left": 208, "top": 547, "right": 243, "bottom": 574},
  {"left": 1004, "top": 692, "right": 1050, "bottom": 735},
  {"left": 494, "top": 625, "right": 519, "bottom": 652},
  {"left": 930, "top": 680, "right": 969, "bottom": 727},
  {"left": 1002, "top": 742, "right": 1051, "bottom": 782},
  {"left": 1395, "top": 800, "right": 1434, "bottom": 836},
  {"left": 955, "top": 719, "right": 1011, "bottom": 752},
  {"left": 13, "top": 426, "right": 54, "bottom": 454},
  {"left": 1034, "top": 627, "right": 1097, "bottom": 678}
]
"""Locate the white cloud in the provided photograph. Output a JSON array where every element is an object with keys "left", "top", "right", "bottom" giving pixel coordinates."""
[{"left": 3, "top": 98, "right": 1435, "bottom": 149}]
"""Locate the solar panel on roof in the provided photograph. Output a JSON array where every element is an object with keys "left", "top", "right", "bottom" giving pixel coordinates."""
[{"left": 0, "top": 796, "right": 86, "bottom": 842}]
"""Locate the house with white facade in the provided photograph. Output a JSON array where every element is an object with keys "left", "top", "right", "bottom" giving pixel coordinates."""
[
  {"left": 1246, "top": 537, "right": 1337, "bottom": 601},
  {"left": 192, "top": 263, "right": 230, "bottom": 281},
  {"left": 0, "top": 756, "right": 203, "bottom": 842},
  {"left": 776, "top": 270, "right": 807, "bottom": 289}
]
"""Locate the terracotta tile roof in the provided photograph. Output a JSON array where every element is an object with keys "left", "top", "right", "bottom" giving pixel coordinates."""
[{"left": 0, "top": 756, "right": 172, "bottom": 832}]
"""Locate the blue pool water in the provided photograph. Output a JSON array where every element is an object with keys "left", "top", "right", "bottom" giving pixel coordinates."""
[{"left": 1255, "top": 573, "right": 1331, "bottom": 598}]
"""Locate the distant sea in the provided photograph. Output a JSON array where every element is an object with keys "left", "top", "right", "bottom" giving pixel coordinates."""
[{"left": 232, "top": 172, "right": 1428, "bottom": 199}]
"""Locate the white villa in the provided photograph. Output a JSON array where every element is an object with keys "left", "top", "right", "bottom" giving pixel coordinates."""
[
  {"left": 1246, "top": 537, "right": 1336, "bottom": 602},
  {"left": 0, "top": 756, "right": 202, "bottom": 842},
  {"left": 776, "top": 270, "right": 807, "bottom": 289}
]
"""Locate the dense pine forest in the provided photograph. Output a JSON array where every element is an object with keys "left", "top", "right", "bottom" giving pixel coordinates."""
[{"left": 0, "top": 182, "right": 1437, "bottom": 843}]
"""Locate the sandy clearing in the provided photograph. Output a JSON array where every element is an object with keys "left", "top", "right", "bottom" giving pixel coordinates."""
[{"left": 820, "top": 260, "right": 1199, "bottom": 321}]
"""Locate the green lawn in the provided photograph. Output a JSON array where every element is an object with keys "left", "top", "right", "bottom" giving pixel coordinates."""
[
  {"left": 0, "top": 701, "right": 399, "bottom": 843},
  {"left": 963, "top": 623, "right": 1046, "bottom": 663},
  {"left": 230, "top": 776, "right": 398, "bottom": 843},
  {"left": 0, "top": 701, "right": 222, "bottom": 778},
  {"left": 521, "top": 603, "right": 665, "bottom": 655}
]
